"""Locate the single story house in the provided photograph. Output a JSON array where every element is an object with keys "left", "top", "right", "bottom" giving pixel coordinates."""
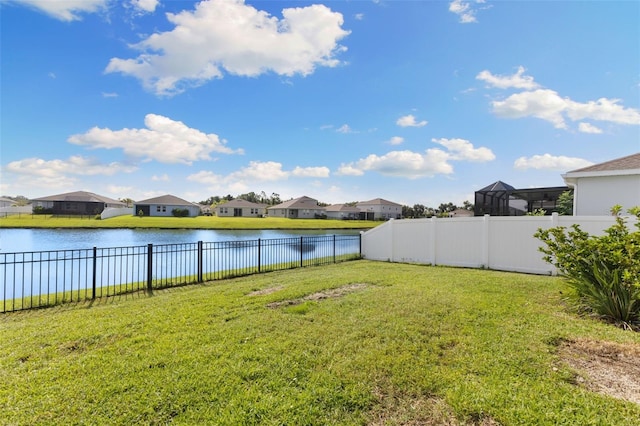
[
  {"left": 215, "top": 199, "right": 267, "bottom": 217},
  {"left": 267, "top": 196, "right": 326, "bottom": 219},
  {"left": 356, "top": 198, "right": 402, "bottom": 220},
  {"left": 0, "top": 197, "right": 15, "bottom": 208},
  {"left": 134, "top": 194, "right": 200, "bottom": 217},
  {"left": 562, "top": 152, "right": 640, "bottom": 216},
  {"left": 325, "top": 204, "right": 360, "bottom": 220},
  {"left": 31, "top": 191, "right": 125, "bottom": 215}
]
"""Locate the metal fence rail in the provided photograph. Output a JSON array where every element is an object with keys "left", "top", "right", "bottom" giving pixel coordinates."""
[{"left": 1, "top": 234, "right": 361, "bottom": 313}]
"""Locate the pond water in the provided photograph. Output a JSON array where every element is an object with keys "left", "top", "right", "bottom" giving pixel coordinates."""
[{"left": 0, "top": 228, "right": 362, "bottom": 253}]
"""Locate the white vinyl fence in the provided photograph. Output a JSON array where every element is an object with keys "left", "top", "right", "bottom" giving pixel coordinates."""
[
  {"left": 361, "top": 214, "right": 637, "bottom": 275},
  {"left": 101, "top": 207, "right": 134, "bottom": 219}
]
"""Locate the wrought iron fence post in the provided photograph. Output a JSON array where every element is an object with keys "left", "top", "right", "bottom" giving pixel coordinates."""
[
  {"left": 147, "top": 243, "right": 153, "bottom": 293},
  {"left": 197, "top": 241, "right": 203, "bottom": 283},
  {"left": 92, "top": 247, "right": 97, "bottom": 300},
  {"left": 300, "top": 236, "right": 303, "bottom": 267},
  {"left": 258, "top": 238, "right": 261, "bottom": 273},
  {"left": 333, "top": 234, "right": 336, "bottom": 263}
]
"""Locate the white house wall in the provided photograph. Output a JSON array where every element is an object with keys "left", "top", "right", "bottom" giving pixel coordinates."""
[
  {"left": 575, "top": 175, "right": 640, "bottom": 216},
  {"left": 362, "top": 214, "right": 630, "bottom": 275}
]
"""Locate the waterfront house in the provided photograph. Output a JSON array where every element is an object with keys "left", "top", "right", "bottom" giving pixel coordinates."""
[
  {"left": 31, "top": 191, "right": 124, "bottom": 215},
  {"left": 356, "top": 198, "right": 402, "bottom": 220},
  {"left": 267, "top": 196, "right": 326, "bottom": 219},
  {"left": 325, "top": 204, "right": 361, "bottom": 220},
  {"left": 215, "top": 198, "right": 267, "bottom": 217},
  {"left": 134, "top": 194, "right": 200, "bottom": 217}
]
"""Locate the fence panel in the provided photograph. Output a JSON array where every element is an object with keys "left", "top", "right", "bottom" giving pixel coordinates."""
[
  {"left": 361, "top": 214, "right": 636, "bottom": 275},
  {"left": 1, "top": 234, "right": 361, "bottom": 313}
]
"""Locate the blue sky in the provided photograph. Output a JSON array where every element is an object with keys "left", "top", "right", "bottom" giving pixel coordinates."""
[{"left": 1, "top": 0, "right": 639, "bottom": 207}]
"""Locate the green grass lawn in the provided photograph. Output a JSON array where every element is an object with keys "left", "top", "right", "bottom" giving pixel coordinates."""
[
  {"left": 1, "top": 261, "right": 639, "bottom": 425},
  {"left": 0, "top": 214, "right": 378, "bottom": 230}
]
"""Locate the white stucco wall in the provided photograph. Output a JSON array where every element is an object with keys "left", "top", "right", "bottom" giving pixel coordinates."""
[{"left": 574, "top": 175, "right": 640, "bottom": 215}]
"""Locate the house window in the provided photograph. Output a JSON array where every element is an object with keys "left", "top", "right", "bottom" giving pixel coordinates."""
[
  {"left": 156, "top": 206, "right": 161, "bottom": 212},
  {"left": 162, "top": 206, "right": 166, "bottom": 212}
]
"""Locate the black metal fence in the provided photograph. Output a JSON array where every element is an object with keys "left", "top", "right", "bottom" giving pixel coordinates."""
[{"left": 1, "top": 234, "right": 361, "bottom": 313}]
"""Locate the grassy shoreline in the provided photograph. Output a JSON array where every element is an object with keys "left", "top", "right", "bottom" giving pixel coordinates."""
[
  {"left": 1, "top": 261, "right": 639, "bottom": 425},
  {"left": 0, "top": 214, "right": 379, "bottom": 230}
]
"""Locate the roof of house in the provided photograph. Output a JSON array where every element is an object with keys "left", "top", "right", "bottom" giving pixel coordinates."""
[
  {"left": 32, "top": 191, "right": 124, "bottom": 205},
  {"left": 325, "top": 204, "right": 360, "bottom": 213},
  {"left": 267, "top": 196, "right": 322, "bottom": 210},
  {"left": 135, "top": 194, "right": 197, "bottom": 206},
  {"left": 567, "top": 153, "right": 640, "bottom": 173},
  {"left": 217, "top": 198, "right": 267, "bottom": 208},
  {"left": 356, "top": 198, "right": 402, "bottom": 207}
]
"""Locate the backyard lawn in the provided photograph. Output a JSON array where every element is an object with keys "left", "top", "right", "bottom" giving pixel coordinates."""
[
  {"left": 1, "top": 260, "right": 639, "bottom": 425},
  {"left": 0, "top": 214, "right": 378, "bottom": 230}
]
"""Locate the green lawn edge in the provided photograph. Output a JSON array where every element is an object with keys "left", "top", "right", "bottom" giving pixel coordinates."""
[{"left": 0, "top": 214, "right": 379, "bottom": 230}]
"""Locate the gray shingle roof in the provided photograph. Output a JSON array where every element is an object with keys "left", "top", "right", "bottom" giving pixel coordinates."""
[
  {"left": 32, "top": 191, "right": 124, "bottom": 205},
  {"left": 567, "top": 153, "right": 640, "bottom": 173},
  {"left": 135, "top": 194, "right": 196, "bottom": 206}
]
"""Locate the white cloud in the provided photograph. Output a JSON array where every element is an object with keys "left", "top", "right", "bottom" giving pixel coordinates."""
[
  {"left": 337, "top": 124, "right": 354, "bottom": 133},
  {"left": 186, "top": 170, "right": 224, "bottom": 185},
  {"left": 5, "top": 156, "right": 137, "bottom": 177},
  {"left": 337, "top": 137, "right": 494, "bottom": 179},
  {"left": 105, "top": 0, "right": 350, "bottom": 96},
  {"left": 349, "top": 149, "right": 453, "bottom": 179},
  {"left": 449, "top": 0, "right": 485, "bottom": 24},
  {"left": 229, "top": 161, "right": 290, "bottom": 182},
  {"left": 101, "top": 92, "right": 119, "bottom": 98},
  {"left": 335, "top": 164, "right": 365, "bottom": 176},
  {"left": 431, "top": 138, "right": 495, "bottom": 162},
  {"left": 387, "top": 136, "right": 404, "bottom": 145},
  {"left": 188, "top": 160, "right": 328, "bottom": 193},
  {"left": 355, "top": 13, "right": 364, "bottom": 20},
  {"left": 476, "top": 66, "right": 540, "bottom": 90},
  {"left": 68, "top": 113, "right": 243, "bottom": 165},
  {"left": 7, "top": 0, "right": 107, "bottom": 21},
  {"left": 130, "top": 0, "right": 158, "bottom": 13},
  {"left": 291, "top": 166, "right": 330, "bottom": 178},
  {"left": 513, "top": 154, "right": 593, "bottom": 171},
  {"left": 578, "top": 122, "right": 603, "bottom": 134},
  {"left": 492, "top": 89, "right": 640, "bottom": 129},
  {"left": 151, "top": 174, "right": 170, "bottom": 181},
  {"left": 396, "top": 114, "right": 428, "bottom": 127}
]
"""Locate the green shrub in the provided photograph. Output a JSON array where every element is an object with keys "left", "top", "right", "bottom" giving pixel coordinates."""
[
  {"left": 534, "top": 205, "right": 640, "bottom": 329},
  {"left": 171, "top": 208, "right": 189, "bottom": 217}
]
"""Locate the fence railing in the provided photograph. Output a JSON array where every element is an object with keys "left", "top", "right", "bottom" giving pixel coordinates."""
[{"left": 1, "top": 234, "right": 361, "bottom": 313}]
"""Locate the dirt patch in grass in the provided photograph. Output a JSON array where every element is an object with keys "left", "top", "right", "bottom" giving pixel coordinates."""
[
  {"left": 368, "top": 389, "right": 499, "bottom": 426},
  {"left": 247, "top": 285, "right": 284, "bottom": 296},
  {"left": 266, "top": 283, "right": 369, "bottom": 308},
  {"left": 559, "top": 339, "right": 640, "bottom": 405}
]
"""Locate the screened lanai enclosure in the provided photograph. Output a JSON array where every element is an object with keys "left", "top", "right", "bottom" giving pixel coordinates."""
[{"left": 474, "top": 181, "right": 571, "bottom": 216}]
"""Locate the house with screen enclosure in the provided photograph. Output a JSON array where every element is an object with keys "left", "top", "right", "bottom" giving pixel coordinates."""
[
  {"left": 31, "top": 191, "right": 125, "bottom": 215},
  {"left": 474, "top": 181, "right": 570, "bottom": 216}
]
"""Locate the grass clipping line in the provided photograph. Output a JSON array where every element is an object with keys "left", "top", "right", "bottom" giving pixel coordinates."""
[{"left": 559, "top": 339, "right": 640, "bottom": 405}]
